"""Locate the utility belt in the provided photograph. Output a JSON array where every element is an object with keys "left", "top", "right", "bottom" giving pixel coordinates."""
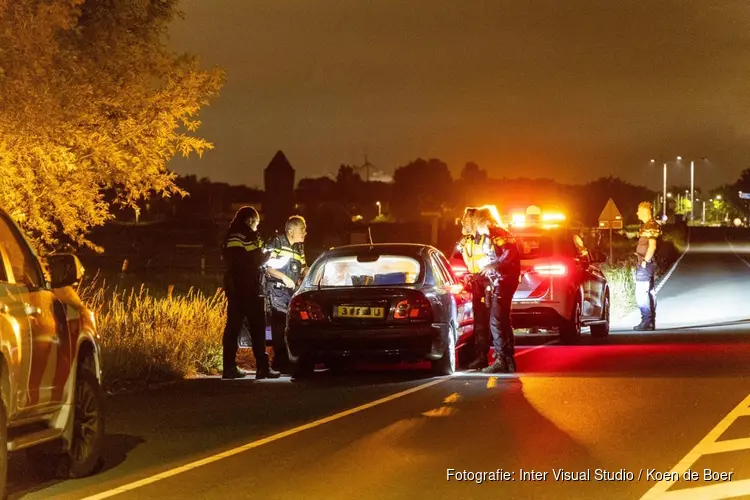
[{"left": 265, "top": 279, "right": 293, "bottom": 313}]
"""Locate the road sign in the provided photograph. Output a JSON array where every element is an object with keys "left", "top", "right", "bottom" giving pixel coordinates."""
[
  {"left": 598, "top": 198, "right": 624, "bottom": 264},
  {"left": 598, "top": 198, "right": 623, "bottom": 223},
  {"left": 740, "top": 191, "right": 750, "bottom": 200}
]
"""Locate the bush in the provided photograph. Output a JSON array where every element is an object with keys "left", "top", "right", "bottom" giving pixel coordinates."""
[{"left": 80, "top": 281, "right": 232, "bottom": 391}]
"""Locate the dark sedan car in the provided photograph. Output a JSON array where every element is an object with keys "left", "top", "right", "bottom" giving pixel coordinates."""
[{"left": 285, "top": 243, "right": 475, "bottom": 377}]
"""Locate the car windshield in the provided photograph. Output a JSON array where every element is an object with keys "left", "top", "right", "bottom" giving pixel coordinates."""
[
  {"left": 309, "top": 254, "right": 421, "bottom": 287},
  {"left": 516, "top": 235, "right": 554, "bottom": 260}
]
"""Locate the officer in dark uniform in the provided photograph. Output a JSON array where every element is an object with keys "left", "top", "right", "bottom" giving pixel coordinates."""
[
  {"left": 473, "top": 208, "right": 522, "bottom": 374},
  {"left": 634, "top": 201, "right": 661, "bottom": 331},
  {"left": 222, "top": 206, "right": 280, "bottom": 380},
  {"left": 455, "top": 207, "right": 492, "bottom": 369},
  {"left": 264, "top": 215, "right": 308, "bottom": 373}
]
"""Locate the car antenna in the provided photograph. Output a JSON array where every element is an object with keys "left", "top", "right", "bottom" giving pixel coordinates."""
[{"left": 368, "top": 226, "right": 374, "bottom": 248}]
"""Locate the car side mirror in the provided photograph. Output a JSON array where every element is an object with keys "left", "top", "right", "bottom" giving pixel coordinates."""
[
  {"left": 47, "top": 254, "right": 85, "bottom": 288},
  {"left": 591, "top": 251, "right": 607, "bottom": 263}
]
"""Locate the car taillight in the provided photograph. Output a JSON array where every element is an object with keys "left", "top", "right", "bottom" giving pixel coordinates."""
[
  {"left": 289, "top": 297, "right": 325, "bottom": 321},
  {"left": 532, "top": 264, "right": 567, "bottom": 276},
  {"left": 393, "top": 296, "right": 432, "bottom": 320}
]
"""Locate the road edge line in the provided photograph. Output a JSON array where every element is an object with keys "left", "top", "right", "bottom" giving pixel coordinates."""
[
  {"left": 726, "top": 235, "right": 750, "bottom": 269},
  {"left": 655, "top": 227, "right": 691, "bottom": 295},
  {"left": 79, "top": 376, "right": 453, "bottom": 500}
]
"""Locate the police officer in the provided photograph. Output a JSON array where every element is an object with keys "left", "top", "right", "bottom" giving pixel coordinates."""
[
  {"left": 455, "top": 207, "right": 491, "bottom": 369},
  {"left": 634, "top": 201, "right": 661, "bottom": 331},
  {"left": 264, "top": 215, "right": 308, "bottom": 373},
  {"left": 473, "top": 208, "right": 522, "bottom": 374},
  {"left": 222, "top": 207, "right": 280, "bottom": 380}
]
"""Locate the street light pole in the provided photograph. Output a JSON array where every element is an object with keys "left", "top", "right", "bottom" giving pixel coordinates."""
[
  {"left": 690, "top": 160, "right": 695, "bottom": 222},
  {"left": 702, "top": 200, "right": 706, "bottom": 225},
  {"left": 663, "top": 162, "right": 667, "bottom": 221}
]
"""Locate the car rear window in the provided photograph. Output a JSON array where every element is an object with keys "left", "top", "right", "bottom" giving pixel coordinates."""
[
  {"left": 313, "top": 255, "right": 421, "bottom": 287},
  {"left": 516, "top": 235, "right": 554, "bottom": 260}
]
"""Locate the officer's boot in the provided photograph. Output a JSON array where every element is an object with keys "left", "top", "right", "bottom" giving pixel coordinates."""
[
  {"left": 633, "top": 320, "right": 655, "bottom": 331},
  {"left": 222, "top": 365, "right": 247, "bottom": 380},
  {"left": 256, "top": 354, "right": 281, "bottom": 380},
  {"left": 468, "top": 356, "right": 488, "bottom": 370},
  {"left": 505, "top": 355, "right": 517, "bottom": 373},
  {"left": 481, "top": 355, "right": 508, "bottom": 374}
]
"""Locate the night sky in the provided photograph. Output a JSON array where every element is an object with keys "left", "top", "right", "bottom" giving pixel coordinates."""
[{"left": 168, "top": 0, "right": 750, "bottom": 192}]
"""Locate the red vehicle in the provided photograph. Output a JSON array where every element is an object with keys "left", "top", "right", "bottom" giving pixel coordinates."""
[{"left": 285, "top": 244, "right": 475, "bottom": 376}]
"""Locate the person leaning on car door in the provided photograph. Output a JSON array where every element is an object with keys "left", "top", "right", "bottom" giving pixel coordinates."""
[
  {"left": 473, "top": 207, "right": 522, "bottom": 374},
  {"left": 264, "top": 215, "right": 308, "bottom": 374},
  {"left": 222, "top": 206, "right": 280, "bottom": 380},
  {"left": 455, "top": 207, "right": 492, "bottom": 369}
]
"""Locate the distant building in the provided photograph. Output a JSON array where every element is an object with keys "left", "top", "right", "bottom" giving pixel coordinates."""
[{"left": 263, "top": 150, "right": 296, "bottom": 236}]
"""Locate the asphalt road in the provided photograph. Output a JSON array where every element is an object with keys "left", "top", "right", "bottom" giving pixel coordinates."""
[{"left": 9, "top": 227, "right": 750, "bottom": 500}]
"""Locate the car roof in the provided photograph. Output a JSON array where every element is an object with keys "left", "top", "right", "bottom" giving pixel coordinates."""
[{"left": 322, "top": 243, "right": 436, "bottom": 259}]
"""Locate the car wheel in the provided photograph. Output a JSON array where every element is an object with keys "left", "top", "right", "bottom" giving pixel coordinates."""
[
  {"left": 591, "top": 293, "right": 610, "bottom": 338},
  {"left": 292, "top": 356, "right": 315, "bottom": 379},
  {"left": 559, "top": 298, "right": 582, "bottom": 344},
  {"left": 0, "top": 402, "right": 7, "bottom": 500},
  {"left": 67, "top": 369, "right": 105, "bottom": 478},
  {"left": 431, "top": 323, "right": 457, "bottom": 376}
]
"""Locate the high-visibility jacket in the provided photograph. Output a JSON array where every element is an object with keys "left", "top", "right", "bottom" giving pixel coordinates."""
[
  {"left": 457, "top": 234, "right": 493, "bottom": 274},
  {"left": 263, "top": 233, "right": 306, "bottom": 312},
  {"left": 223, "top": 226, "right": 265, "bottom": 298}
]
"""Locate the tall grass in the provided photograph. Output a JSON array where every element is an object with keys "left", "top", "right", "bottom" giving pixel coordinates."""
[
  {"left": 80, "top": 281, "right": 229, "bottom": 391},
  {"left": 601, "top": 264, "right": 636, "bottom": 321}
]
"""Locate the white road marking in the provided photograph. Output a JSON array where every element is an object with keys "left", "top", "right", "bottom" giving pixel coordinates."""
[
  {"left": 81, "top": 342, "right": 554, "bottom": 500},
  {"left": 655, "top": 229, "right": 692, "bottom": 295},
  {"left": 640, "top": 393, "right": 750, "bottom": 500},
  {"left": 726, "top": 237, "right": 750, "bottom": 269}
]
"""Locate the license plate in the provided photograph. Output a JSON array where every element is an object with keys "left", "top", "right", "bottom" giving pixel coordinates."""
[{"left": 336, "top": 305, "right": 385, "bottom": 319}]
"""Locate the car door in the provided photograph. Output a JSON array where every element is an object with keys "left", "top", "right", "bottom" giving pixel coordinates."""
[
  {"left": 432, "top": 252, "right": 473, "bottom": 341},
  {"left": 0, "top": 244, "right": 33, "bottom": 416},
  {"left": 0, "top": 214, "right": 71, "bottom": 412},
  {"left": 566, "top": 232, "right": 598, "bottom": 320}
]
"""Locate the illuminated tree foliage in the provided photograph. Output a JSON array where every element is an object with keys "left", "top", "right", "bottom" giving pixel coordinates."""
[{"left": 0, "top": 0, "right": 224, "bottom": 250}]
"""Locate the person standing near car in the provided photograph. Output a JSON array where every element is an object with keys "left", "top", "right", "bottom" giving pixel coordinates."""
[
  {"left": 455, "top": 207, "right": 491, "bottom": 369},
  {"left": 222, "top": 207, "right": 280, "bottom": 380},
  {"left": 473, "top": 208, "right": 522, "bottom": 374},
  {"left": 264, "top": 215, "right": 308, "bottom": 373},
  {"left": 634, "top": 201, "right": 661, "bottom": 331}
]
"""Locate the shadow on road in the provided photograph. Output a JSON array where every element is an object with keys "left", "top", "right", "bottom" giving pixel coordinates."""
[{"left": 6, "top": 433, "right": 144, "bottom": 499}]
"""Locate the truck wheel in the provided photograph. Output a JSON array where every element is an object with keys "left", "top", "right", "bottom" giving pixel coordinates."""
[
  {"left": 0, "top": 402, "right": 7, "bottom": 500},
  {"left": 66, "top": 370, "right": 104, "bottom": 478}
]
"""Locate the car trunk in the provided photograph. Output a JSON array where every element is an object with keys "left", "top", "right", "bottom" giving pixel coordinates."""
[{"left": 294, "top": 287, "right": 430, "bottom": 327}]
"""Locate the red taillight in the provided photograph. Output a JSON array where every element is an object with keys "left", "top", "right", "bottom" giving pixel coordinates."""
[
  {"left": 289, "top": 297, "right": 325, "bottom": 321},
  {"left": 532, "top": 264, "right": 567, "bottom": 276},
  {"left": 393, "top": 296, "right": 432, "bottom": 320}
]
